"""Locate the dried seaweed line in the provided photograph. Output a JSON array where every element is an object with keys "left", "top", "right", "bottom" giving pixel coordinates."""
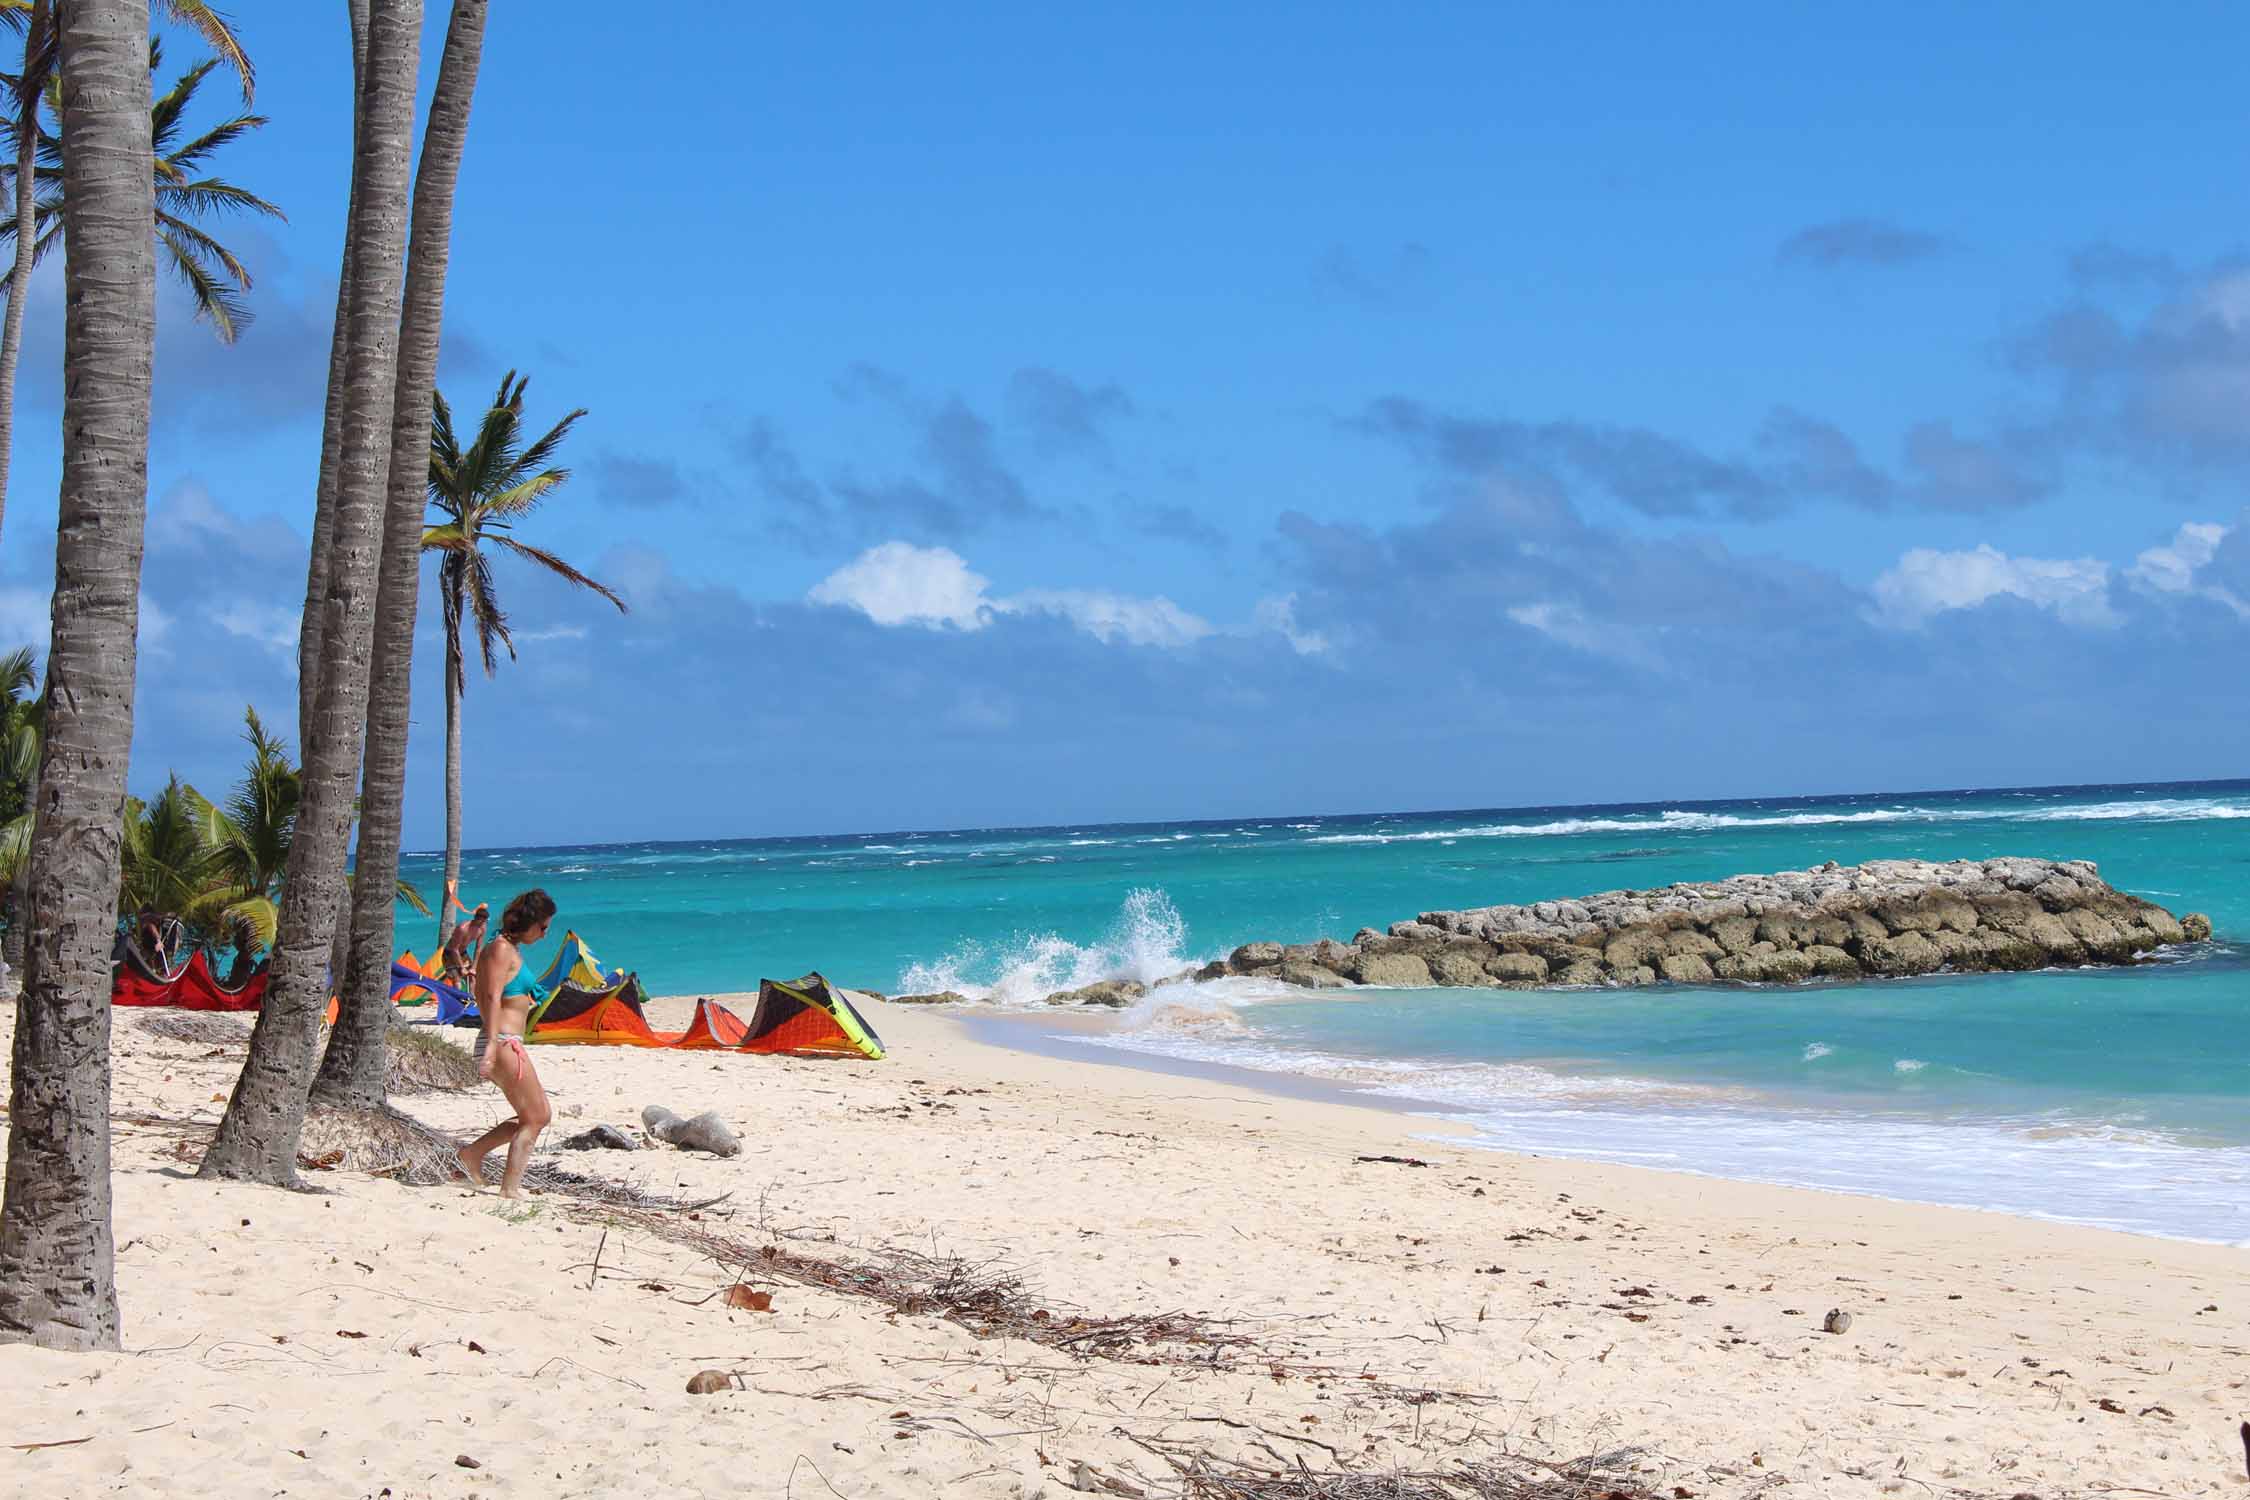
[{"left": 581, "top": 1205, "right": 1258, "bottom": 1367}]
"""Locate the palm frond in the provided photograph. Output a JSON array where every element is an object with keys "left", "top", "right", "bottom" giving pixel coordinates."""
[
  {"left": 156, "top": 224, "right": 246, "bottom": 341},
  {"left": 478, "top": 469, "right": 569, "bottom": 521},
  {"left": 506, "top": 408, "right": 588, "bottom": 486},
  {"left": 160, "top": 112, "right": 267, "bottom": 176},
  {"left": 489, "top": 537, "right": 628, "bottom": 612},
  {"left": 465, "top": 551, "right": 513, "bottom": 676},
  {"left": 149, "top": 56, "right": 219, "bottom": 151},
  {"left": 0, "top": 810, "right": 29, "bottom": 886},
  {"left": 160, "top": 0, "right": 255, "bottom": 101}
]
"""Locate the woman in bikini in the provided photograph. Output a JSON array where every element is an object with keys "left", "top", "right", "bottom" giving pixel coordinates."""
[{"left": 457, "top": 888, "right": 558, "bottom": 1198}]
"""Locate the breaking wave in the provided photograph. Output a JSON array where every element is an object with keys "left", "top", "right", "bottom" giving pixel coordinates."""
[
  {"left": 896, "top": 887, "right": 1200, "bottom": 1006},
  {"left": 1307, "top": 797, "right": 2250, "bottom": 845}
]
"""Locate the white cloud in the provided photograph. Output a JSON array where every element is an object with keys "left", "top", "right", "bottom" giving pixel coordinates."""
[
  {"left": 1004, "top": 589, "right": 1211, "bottom": 647},
  {"left": 808, "top": 541, "right": 993, "bottom": 630},
  {"left": 2126, "top": 520, "right": 2250, "bottom": 617},
  {"left": 1253, "top": 594, "right": 1330, "bottom": 656},
  {"left": 1505, "top": 600, "right": 1660, "bottom": 666},
  {"left": 210, "top": 601, "right": 298, "bottom": 660},
  {"left": 1871, "top": 544, "right": 2118, "bottom": 629},
  {"left": 808, "top": 542, "right": 1213, "bottom": 647}
]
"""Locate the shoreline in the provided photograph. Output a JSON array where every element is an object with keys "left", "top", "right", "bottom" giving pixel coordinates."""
[
  {"left": 5, "top": 993, "right": 2246, "bottom": 1496},
  {"left": 947, "top": 994, "right": 2250, "bottom": 1248}
]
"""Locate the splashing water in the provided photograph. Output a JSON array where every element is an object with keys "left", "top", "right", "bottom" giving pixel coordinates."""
[{"left": 896, "top": 887, "right": 1195, "bottom": 1005}]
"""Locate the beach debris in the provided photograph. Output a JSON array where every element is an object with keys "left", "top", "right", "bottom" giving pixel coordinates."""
[
  {"left": 641, "top": 1104, "right": 742, "bottom": 1157},
  {"left": 559, "top": 1124, "right": 639, "bottom": 1152},
  {"left": 453, "top": 1454, "right": 481, "bottom": 1469},
  {"left": 1821, "top": 1308, "right": 1853, "bottom": 1334},
  {"left": 1067, "top": 1460, "right": 1147, "bottom": 1496},
  {"left": 686, "top": 1369, "right": 737, "bottom": 1395},
  {"left": 2239, "top": 1419, "right": 2248, "bottom": 1477},
  {"left": 721, "top": 1285, "right": 773, "bottom": 1312},
  {"left": 1354, "top": 1154, "right": 1430, "bottom": 1167}
]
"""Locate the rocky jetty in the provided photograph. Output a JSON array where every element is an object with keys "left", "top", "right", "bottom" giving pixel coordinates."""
[{"left": 1198, "top": 857, "right": 2210, "bottom": 992}]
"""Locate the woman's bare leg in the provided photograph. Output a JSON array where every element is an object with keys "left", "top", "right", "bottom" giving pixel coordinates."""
[
  {"left": 458, "top": 1118, "right": 517, "bottom": 1185},
  {"left": 492, "top": 1048, "right": 551, "bottom": 1199}
]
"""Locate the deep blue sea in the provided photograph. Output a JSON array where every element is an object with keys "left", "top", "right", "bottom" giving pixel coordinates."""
[{"left": 397, "top": 781, "right": 2250, "bottom": 1243}]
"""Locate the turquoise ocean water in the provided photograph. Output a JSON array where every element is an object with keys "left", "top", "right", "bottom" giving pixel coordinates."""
[{"left": 398, "top": 781, "right": 2250, "bottom": 1243}]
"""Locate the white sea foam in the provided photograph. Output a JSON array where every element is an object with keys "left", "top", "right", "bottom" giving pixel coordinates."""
[
  {"left": 896, "top": 887, "right": 1202, "bottom": 1006},
  {"left": 1303, "top": 796, "right": 2250, "bottom": 845},
  {"left": 1059, "top": 1024, "right": 2250, "bottom": 1242},
  {"left": 1802, "top": 1042, "right": 1834, "bottom": 1061},
  {"left": 1895, "top": 1058, "right": 1927, "bottom": 1073}
]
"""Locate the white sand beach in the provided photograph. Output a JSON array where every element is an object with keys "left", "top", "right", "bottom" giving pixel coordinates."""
[{"left": 2, "top": 993, "right": 2244, "bottom": 1498}]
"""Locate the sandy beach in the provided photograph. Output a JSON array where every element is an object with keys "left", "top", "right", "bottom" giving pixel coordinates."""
[{"left": 2, "top": 993, "right": 2244, "bottom": 1499}]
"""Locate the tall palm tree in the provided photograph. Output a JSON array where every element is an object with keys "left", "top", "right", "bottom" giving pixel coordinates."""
[
  {"left": 316, "top": 0, "right": 492, "bottom": 1108},
  {"left": 425, "top": 373, "right": 626, "bottom": 945},
  {"left": 1, "top": 38, "right": 284, "bottom": 340},
  {"left": 0, "top": 0, "right": 248, "bottom": 546},
  {"left": 299, "top": 0, "right": 370, "bottom": 750},
  {"left": 0, "top": 0, "right": 157, "bottom": 1352},
  {"left": 200, "top": 0, "right": 423, "bottom": 1190}
]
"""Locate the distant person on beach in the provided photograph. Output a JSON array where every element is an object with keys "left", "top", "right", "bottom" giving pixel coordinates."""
[
  {"left": 439, "top": 894, "right": 489, "bottom": 989},
  {"left": 456, "top": 888, "right": 557, "bottom": 1199}
]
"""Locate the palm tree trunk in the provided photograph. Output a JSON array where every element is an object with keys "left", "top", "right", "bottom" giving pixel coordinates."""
[
  {"left": 199, "top": 0, "right": 423, "bottom": 1187},
  {"left": 0, "top": 0, "right": 155, "bottom": 1351},
  {"left": 316, "top": 0, "right": 490, "bottom": 1107},
  {"left": 442, "top": 625, "right": 462, "bottom": 948},
  {"left": 296, "top": 0, "right": 371, "bottom": 749},
  {"left": 0, "top": 0, "right": 49, "bottom": 552}
]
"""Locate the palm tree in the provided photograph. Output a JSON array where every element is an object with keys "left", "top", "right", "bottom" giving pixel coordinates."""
[
  {"left": 192, "top": 705, "right": 297, "bottom": 954},
  {"left": 200, "top": 0, "right": 425, "bottom": 1189},
  {"left": 0, "top": 642, "right": 41, "bottom": 974},
  {"left": 299, "top": 0, "right": 371, "bottom": 749},
  {"left": 425, "top": 372, "right": 626, "bottom": 944},
  {"left": 1, "top": 38, "right": 284, "bottom": 341},
  {"left": 0, "top": 0, "right": 157, "bottom": 1352},
  {"left": 118, "top": 775, "right": 228, "bottom": 940},
  {"left": 316, "top": 0, "right": 492, "bottom": 1108},
  {"left": 0, "top": 0, "right": 249, "bottom": 545}
]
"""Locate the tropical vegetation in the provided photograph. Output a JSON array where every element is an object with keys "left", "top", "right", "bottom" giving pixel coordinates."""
[{"left": 424, "top": 370, "right": 625, "bottom": 943}]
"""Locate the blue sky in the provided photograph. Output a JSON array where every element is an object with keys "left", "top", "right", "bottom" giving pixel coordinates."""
[{"left": 3, "top": 2, "right": 2248, "bottom": 845}]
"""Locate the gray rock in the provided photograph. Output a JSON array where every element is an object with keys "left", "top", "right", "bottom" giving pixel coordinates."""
[
  {"left": 1858, "top": 930, "right": 1943, "bottom": 977},
  {"left": 1276, "top": 962, "right": 1350, "bottom": 989},
  {"left": 2182, "top": 912, "right": 2214, "bottom": 941},
  {"left": 1428, "top": 948, "right": 1498, "bottom": 987},
  {"left": 1045, "top": 979, "right": 1146, "bottom": 1007},
  {"left": 643, "top": 1105, "right": 741, "bottom": 1157},
  {"left": 1229, "top": 941, "right": 1283, "bottom": 970},
  {"left": 1486, "top": 952, "right": 1550, "bottom": 985},
  {"left": 1352, "top": 951, "right": 1434, "bottom": 988},
  {"left": 891, "top": 990, "right": 969, "bottom": 1006},
  {"left": 1204, "top": 856, "right": 2195, "bottom": 995}
]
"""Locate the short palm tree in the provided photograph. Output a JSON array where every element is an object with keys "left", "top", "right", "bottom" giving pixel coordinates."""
[
  {"left": 0, "top": 37, "right": 281, "bottom": 341},
  {"left": 119, "top": 775, "right": 229, "bottom": 950},
  {"left": 0, "top": 642, "right": 40, "bottom": 972},
  {"left": 189, "top": 706, "right": 297, "bottom": 954},
  {"left": 424, "top": 372, "right": 627, "bottom": 938}
]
